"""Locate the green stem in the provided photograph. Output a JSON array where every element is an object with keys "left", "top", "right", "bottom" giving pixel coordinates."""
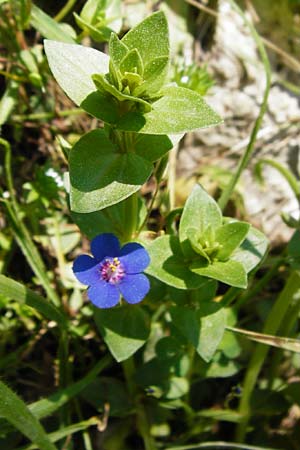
[
  {"left": 137, "top": 160, "right": 164, "bottom": 235},
  {"left": 256, "top": 159, "right": 300, "bottom": 199},
  {"left": 122, "top": 358, "right": 157, "bottom": 450},
  {"left": 124, "top": 193, "right": 138, "bottom": 241},
  {"left": 217, "top": 0, "right": 271, "bottom": 212},
  {"left": 267, "top": 286, "right": 300, "bottom": 388},
  {"left": 219, "top": 287, "right": 241, "bottom": 308},
  {"left": 54, "top": 0, "right": 77, "bottom": 22},
  {"left": 235, "top": 270, "right": 300, "bottom": 442},
  {"left": 74, "top": 399, "right": 93, "bottom": 450}
]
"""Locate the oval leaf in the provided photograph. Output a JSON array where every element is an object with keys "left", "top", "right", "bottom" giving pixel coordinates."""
[
  {"left": 44, "top": 40, "right": 109, "bottom": 106},
  {"left": 231, "top": 226, "right": 269, "bottom": 273},
  {"left": 145, "top": 235, "right": 207, "bottom": 289},
  {"left": 94, "top": 306, "right": 150, "bottom": 362},
  {"left": 69, "top": 129, "right": 152, "bottom": 212},
  {"left": 190, "top": 259, "right": 248, "bottom": 289},
  {"left": 121, "top": 11, "right": 169, "bottom": 65},
  {"left": 170, "top": 304, "right": 226, "bottom": 362},
  {"left": 116, "top": 86, "right": 222, "bottom": 135},
  {"left": 179, "top": 184, "right": 223, "bottom": 258}
]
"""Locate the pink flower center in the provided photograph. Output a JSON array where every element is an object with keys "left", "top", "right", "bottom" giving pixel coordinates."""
[{"left": 99, "top": 257, "right": 125, "bottom": 284}]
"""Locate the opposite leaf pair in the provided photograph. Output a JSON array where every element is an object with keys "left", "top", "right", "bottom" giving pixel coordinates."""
[{"left": 146, "top": 185, "right": 268, "bottom": 289}]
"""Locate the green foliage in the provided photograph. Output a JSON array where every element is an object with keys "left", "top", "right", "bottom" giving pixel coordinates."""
[
  {"left": 147, "top": 185, "right": 268, "bottom": 289},
  {"left": 94, "top": 305, "right": 150, "bottom": 361},
  {"left": 170, "top": 302, "right": 226, "bottom": 362},
  {"left": 74, "top": 0, "right": 122, "bottom": 42},
  {"left": 2, "top": 2, "right": 297, "bottom": 449},
  {"left": 0, "top": 381, "right": 56, "bottom": 450},
  {"left": 172, "top": 62, "right": 215, "bottom": 96},
  {"left": 69, "top": 129, "right": 153, "bottom": 212}
]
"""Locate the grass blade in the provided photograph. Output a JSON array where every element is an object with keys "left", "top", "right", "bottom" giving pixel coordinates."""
[
  {"left": 0, "top": 274, "right": 66, "bottom": 326},
  {"left": 0, "top": 381, "right": 57, "bottom": 450}
]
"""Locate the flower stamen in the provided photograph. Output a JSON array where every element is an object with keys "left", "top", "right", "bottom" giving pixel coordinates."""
[{"left": 100, "top": 257, "right": 125, "bottom": 284}]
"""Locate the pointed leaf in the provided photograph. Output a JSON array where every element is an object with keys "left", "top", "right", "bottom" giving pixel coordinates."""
[
  {"left": 170, "top": 304, "right": 226, "bottom": 362},
  {"left": 179, "top": 185, "right": 222, "bottom": 258},
  {"left": 145, "top": 235, "right": 207, "bottom": 289},
  {"left": 190, "top": 259, "right": 247, "bottom": 288},
  {"left": 231, "top": 226, "right": 269, "bottom": 273},
  {"left": 44, "top": 40, "right": 109, "bottom": 106},
  {"left": 186, "top": 228, "right": 210, "bottom": 262},
  {"left": 121, "top": 11, "right": 169, "bottom": 65},
  {"left": 134, "top": 56, "right": 169, "bottom": 97},
  {"left": 116, "top": 86, "right": 222, "bottom": 134},
  {"left": 120, "top": 48, "right": 144, "bottom": 76},
  {"left": 135, "top": 133, "right": 174, "bottom": 162},
  {"left": 69, "top": 129, "right": 152, "bottom": 212},
  {"left": 31, "top": 5, "right": 75, "bottom": 43},
  {"left": 73, "top": 12, "right": 111, "bottom": 42},
  {"left": 215, "top": 222, "right": 250, "bottom": 260},
  {"left": 0, "top": 381, "right": 56, "bottom": 450},
  {"left": 80, "top": 0, "right": 105, "bottom": 23},
  {"left": 109, "top": 33, "right": 129, "bottom": 68},
  {"left": 92, "top": 73, "right": 151, "bottom": 111},
  {"left": 0, "top": 275, "right": 66, "bottom": 326},
  {"left": 80, "top": 90, "right": 119, "bottom": 123},
  {"left": 94, "top": 306, "right": 150, "bottom": 362}
]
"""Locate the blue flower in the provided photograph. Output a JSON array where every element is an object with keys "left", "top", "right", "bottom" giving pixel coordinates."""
[{"left": 73, "top": 233, "right": 151, "bottom": 308}]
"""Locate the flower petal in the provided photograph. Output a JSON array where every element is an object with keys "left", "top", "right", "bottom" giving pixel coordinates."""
[
  {"left": 73, "top": 255, "right": 99, "bottom": 285},
  {"left": 119, "top": 243, "right": 150, "bottom": 273},
  {"left": 87, "top": 281, "right": 120, "bottom": 308},
  {"left": 119, "top": 273, "right": 150, "bottom": 304},
  {"left": 91, "top": 233, "right": 121, "bottom": 262}
]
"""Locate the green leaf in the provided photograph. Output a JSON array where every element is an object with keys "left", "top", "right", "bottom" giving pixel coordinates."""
[
  {"left": 0, "top": 381, "right": 56, "bottom": 450},
  {"left": 135, "top": 133, "right": 174, "bottom": 162},
  {"left": 0, "top": 275, "right": 66, "bottom": 326},
  {"left": 287, "top": 230, "right": 300, "bottom": 268},
  {"left": 120, "top": 48, "right": 144, "bottom": 76},
  {"left": 31, "top": 5, "right": 75, "bottom": 43},
  {"left": 92, "top": 73, "right": 151, "bottom": 111},
  {"left": 186, "top": 228, "right": 210, "bottom": 262},
  {"left": 215, "top": 222, "right": 250, "bottom": 260},
  {"left": 190, "top": 259, "right": 248, "bottom": 288},
  {"left": 105, "top": 0, "right": 122, "bottom": 33},
  {"left": 81, "top": 377, "right": 132, "bottom": 416},
  {"left": 20, "top": 418, "right": 99, "bottom": 450},
  {"left": 134, "top": 56, "right": 169, "bottom": 97},
  {"left": 73, "top": 13, "right": 111, "bottom": 42},
  {"left": 94, "top": 306, "right": 150, "bottom": 362},
  {"left": 0, "top": 82, "right": 18, "bottom": 126},
  {"left": 109, "top": 33, "right": 129, "bottom": 68},
  {"left": 71, "top": 196, "right": 147, "bottom": 240},
  {"left": 80, "top": 90, "right": 119, "bottom": 123},
  {"left": 230, "top": 226, "right": 269, "bottom": 273},
  {"left": 170, "top": 303, "right": 226, "bottom": 362},
  {"left": 121, "top": 11, "right": 169, "bottom": 65},
  {"left": 145, "top": 235, "right": 207, "bottom": 289},
  {"left": 116, "top": 86, "right": 222, "bottom": 134},
  {"left": 44, "top": 40, "right": 109, "bottom": 106},
  {"left": 80, "top": 0, "right": 105, "bottom": 23},
  {"left": 69, "top": 129, "right": 152, "bottom": 212},
  {"left": 179, "top": 185, "right": 222, "bottom": 258}
]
